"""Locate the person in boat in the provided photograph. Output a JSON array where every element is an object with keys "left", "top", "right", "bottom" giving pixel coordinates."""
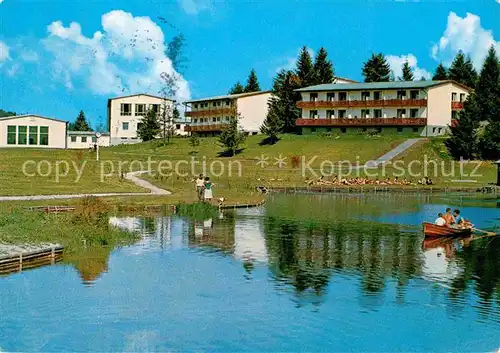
[
  {"left": 434, "top": 213, "right": 446, "bottom": 226},
  {"left": 443, "top": 208, "right": 456, "bottom": 226},
  {"left": 453, "top": 209, "right": 473, "bottom": 229}
]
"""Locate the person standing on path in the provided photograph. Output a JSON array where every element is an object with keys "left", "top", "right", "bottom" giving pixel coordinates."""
[
  {"left": 196, "top": 174, "right": 205, "bottom": 201},
  {"left": 204, "top": 177, "right": 214, "bottom": 203}
]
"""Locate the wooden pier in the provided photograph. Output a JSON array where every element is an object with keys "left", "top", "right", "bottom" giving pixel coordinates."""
[{"left": 0, "top": 243, "right": 64, "bottom": 275}]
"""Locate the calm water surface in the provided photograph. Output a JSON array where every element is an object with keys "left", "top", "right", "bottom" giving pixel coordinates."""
[{"left": 1, "top": 194, "right": 500, "bottom": 352}]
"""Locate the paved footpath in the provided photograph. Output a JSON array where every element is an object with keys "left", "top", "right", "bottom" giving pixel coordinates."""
[
  {"left": 0, "top": 171, "right": 170, "bottom": 202},
  {"left": 363, "top": 138, "right": 425, "bottom": 168}
]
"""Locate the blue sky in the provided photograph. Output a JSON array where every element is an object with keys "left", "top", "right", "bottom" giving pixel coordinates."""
[{"left": 0, "top": 0, "right": 499, "bottom": 128}]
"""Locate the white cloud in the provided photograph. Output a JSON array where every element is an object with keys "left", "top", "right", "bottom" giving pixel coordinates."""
[
  {"left": 7, "top": 63, "right": 20, "bottom": 77},
  {"left": 19, "top": 49, "right": 39, "bottom": 62},
  {"left": 431, "top": 12, "right": 500, "bottom": 68},
  {"left": 275, "top": 47, "right": 315, "bottom": 73},
  {"left": 177, "top": 0, "right": 212, "bottom": 15},
  {"left": 0, "top": 40, "right": 10, "bottom": 62},
  {"left": 0, "top": 0, "right": 4, "bottom": 4},
  {"left": 42, "top": 10, "right": 191, "bottom": 101},
  {"left": 386, "top": 53, "right": 432, "bottom": 80}
]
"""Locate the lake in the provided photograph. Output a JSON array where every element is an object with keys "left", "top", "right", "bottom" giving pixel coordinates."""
[{"left": 1, "top": 193, "right": 499, "bottom": 352}]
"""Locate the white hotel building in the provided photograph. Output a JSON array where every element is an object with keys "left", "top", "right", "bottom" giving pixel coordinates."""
[{"left": 295, "top": 80, "right": 472, "bottom": 136}]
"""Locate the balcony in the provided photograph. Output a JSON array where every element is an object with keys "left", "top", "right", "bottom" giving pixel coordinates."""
[
  {"left": 296, "top": 99, "right": 427, "bottom": 109},
  {"left": 296, "top": 118, "right": 427, "bottom": 127},
  {"left": 185, "top": 124, "right": 227, "bottom": 132},
  {"left": 185, "top": 108, "right": 234, "bottom": 118},
  {"left": 451, "top": 102, "right": 464, "bottom": 110}
]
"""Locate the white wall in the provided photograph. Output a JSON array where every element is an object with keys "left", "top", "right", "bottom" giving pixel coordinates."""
[
  {"left": 237, "top": 92, "right": 272, "bottom": 133},
  {"left": 0, "top": 115, "right": 67, "bottom": 149},
  {"left": 427, "top": 83, "right": 470, "bottom": 126},
  {"left": 67, "top": 134, "right": 111, "bottom": 149},
  {"left": 109, "top": 95, "right": 174, "bottom": 145}
]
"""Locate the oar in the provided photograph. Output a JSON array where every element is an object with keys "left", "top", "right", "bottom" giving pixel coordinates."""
[{"left": 472, "top": 227, "right": 497, "bottom": 236}]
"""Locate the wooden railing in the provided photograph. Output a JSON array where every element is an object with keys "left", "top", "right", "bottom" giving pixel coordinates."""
[
  {"left": 185, "top": 124, "right": 227, "bottom": 132},
  {"left": 451, "top": 101, "right": 464, "bottom": 110},
  {"left": 295, "top": 118, "right": 427, "bottom": 127},
  {"left": 296, "top": 99, "right": 427, "bottom": 108},
  {"left": 185, "top": 108, "right": 234, "bottom": 118}
]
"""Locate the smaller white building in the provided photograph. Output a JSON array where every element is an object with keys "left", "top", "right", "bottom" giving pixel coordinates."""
[
  {"left": 108, "top": 93, "right": 180, "bottom": 145},
  {"left": 0, "top": 114, "right": 68, "bottom": 149},
  {"left": 67, "top": 131, "right": 111, "bottom": 149}
]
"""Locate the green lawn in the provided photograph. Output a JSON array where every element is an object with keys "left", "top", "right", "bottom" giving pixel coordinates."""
[{"left": 0, "top": 134, "right": 497, "bottom": 206}]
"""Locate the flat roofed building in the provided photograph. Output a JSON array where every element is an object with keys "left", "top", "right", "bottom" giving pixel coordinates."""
[
  {"left": 67, "top": 131, "right": 111, "bottom": 149},
  {"left": 183, "top": 91, "right": 273, "bottom": 136},
  {"left": 295, "top": 80, "right": 472, "bottom": 136},
  {"left": 0, "top": 114, "right": 68, "bottom": 149},
  {"left": 107, "top": 93, "right": 176, "bottom": 145}
]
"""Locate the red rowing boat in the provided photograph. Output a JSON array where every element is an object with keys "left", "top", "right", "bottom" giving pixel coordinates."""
[{"left": 422, "top": 222, "right": 473, "bottom": 238}]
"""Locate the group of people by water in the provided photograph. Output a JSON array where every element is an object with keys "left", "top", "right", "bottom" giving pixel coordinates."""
[
  {"left": 434, "top": 208, "right": 472, "bottom": 229},
  {"left": 195, "top": 174, "right": 214, "bottom": 202},
  {"left": 307, "top": 176, "right": 417, "bottom": 187}
]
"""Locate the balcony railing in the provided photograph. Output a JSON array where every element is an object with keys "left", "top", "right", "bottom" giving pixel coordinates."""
[
  {"left": 296, "top": 98, "right": 427, "bottom": 109},
  {"left": 185, "top": 124, "right": 228, "bottom": 132},
  {"left": 451, "top": 101, "right": 464, "bottom": 110},
  {"left": 185, "top": 108, "right": 234, "bottom": 118},
  {"left": 296, "top": 118, "right": 427, "bottom": 127}
]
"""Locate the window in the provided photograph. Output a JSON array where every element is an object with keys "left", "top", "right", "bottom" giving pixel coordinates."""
[
  {"left": 194, "top": 104, "right": 198, "bottom": 109},
  {"left": 176, "top": 124, "right": 181, "bottom": 130},
  {"left": 225, "top": 117, "right": 230, "bottom": 121},
  {"left": 7, "top": 126, "right": 16, "bottom": 145},
  {"left": 150, "top": 104, "right": 160, "bottom": 113},
  {"left": 410, "top": 109, "right": 419, "bottom": 118},
  {"left": 92, "top": 136, "right": 97, "bottom": 143},
  {"left": 122, "top": 122, "right": 129, "bottom": 130},
  {"left": 309, "top": 110, "right": 318, "bottom": 119},
  {"left": 120, "top": 103, "right": 132, "bottom": 116},
  {"left": 311, "top": 127, "right": 316, "bottom": 133},
  {"left": 216, "top": 117, "right": 221, "bottom": 122},
  {"left": 327, "top": 93, "right": 335, "bottom": 101},
  {"left": 71, "top": 136, "right": 77, "bottom": 142},
  {"left": 432, "top": 127, "right": 437, "bottom": 134},
  {"left": 397, "top": 127, "right": 403, "bottom": 133},
  {"left": 213, "top": 102, "right": 217, "bottom": 107},
  {"left": 374, "top": 109, "right": 382, "bottom": 118},
  {"left": 361, "top": 91, "right": 370, "bottom": 100},
  {"left": 194, "top": 119, "right": 198, "bottom": 123},
  {"left": 39, "top": 127, "right": 49, "bottom": 146},
  {"left": 326, "top": 110, "right": 335, "bottom": 118},
  {"left": 375, "top": 127, "right": 382, "bottom": 133},
  {"left": 438, "top": 128, "right": 442, "bottom": 134},
  {"left": 397, "top": 90, "right": 407, "bottom": 99},
  {"left": 338, "top": 110, "right": 346, "bottom": 118},
  {"left": 205, "top": 103, "right": 209, "bottom": 108},
  {"left": 310, "top": 93, "right": 318, "bottom": 102},
  {"left": 397, "top": 109, "right": 407, "bottom": 118},
  {"left": 340, "top": 128, "right": 346, "bottom": 133},
  {"left": 135, "top": 104, "right": 147, "bottom": 116},
  {"left": 451, "top": 92, "right": 457, "bottom": 101},
  {"left": 413, "top": 127, "right": 419, "bottom": 133},
  {"left": 225, "top": 100, "right": 230, "bottom": 106},
  {"left": 18, "top": 126, "right": 27, "bottom": 145},
  {"left": 339, "top": 92, "right": 347, "bottom": 101},
  {"left": 81, "top": 136, "right": 87, "bottom": 143},
  {"left": 212, "top": 117, "right": 217, "bottom": 122},
  {"left": 460, "top": 93, "right": 466, "bottom": 102},
  {"left": 410, "top": 90, "right": 419, "bottom": 99},
  {"left": 29, "top": 126, "right": 38, "bottom": 145},
  {"left": 361, "top": 109, "right": 370, "bottom": 118},
  {"left": 217, "top": 102, "right": 221, "bottom": 106},
  {"left": 374, "top": 91, "right": 381, "bottom": 101}
]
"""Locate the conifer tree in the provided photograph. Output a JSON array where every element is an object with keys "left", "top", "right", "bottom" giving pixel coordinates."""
[
  {"left": 229, "top": 82, "right": 245, "bottom": 95},
  {"left": 449, "top": 51, "right": 478, "bottom": 88},
  {"left": 219, "top": 114, "right": 246, "bottom": 156},
  {"left": 137, "top": 109, "right": 160, "bottom": 142},
  {"left": 296, "top": 46, "right": 315, "bottom": 87},
  {"left": 478, "top": 121, "right": 500, "bottom": 160},
  {"left": 399, "top": 60, "right": 414, "bottom": 81},
  {"left": 313, "top": 47, "right": 334, "bottom": 84},
  {"left": 71, "top": 110, "right": 92, "bottom": 131},
  {"left": 445, "top": 94, "right": 480, "bottom": 160},
  {"left": 260, "top": 99, "right": 283, "bottom": 144},
  {"left": 269, "top": 70, "right": 302, "bottom": 133},
  {"left": 432, "top": 63, "right": 449, "bottom": 80},
  {"left": 475, "top": 45, "right": 500, "bottom": 123},
  {"left": 244, "top": 69, "right": 261, "bottom": 93},
  {"left": 362, "top": 53, "right": 391, "bottom": 82}
]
